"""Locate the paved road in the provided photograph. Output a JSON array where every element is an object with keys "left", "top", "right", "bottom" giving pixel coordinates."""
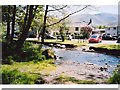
[
  {"left": 101, "top": 40, "right": 117, "bottom": 44},
  {"left": 87, "top": 40, "right": 119, "bottom": 46}
]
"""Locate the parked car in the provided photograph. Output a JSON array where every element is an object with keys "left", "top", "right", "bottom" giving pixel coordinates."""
[
  {"left": 89, "top": 34, "right": 102, "bottom": 43},
  {"left": 102, "top": 34, "right": 116, "bottom": 40},
  {"left": 57, "top": 36, "right": 62, "bottom": 40},
  {"left": 117, "top": 36, "right": 120, "bottom": 43},
  {"left": 45, "top": 34, "right": 57, "bottom": 39}
]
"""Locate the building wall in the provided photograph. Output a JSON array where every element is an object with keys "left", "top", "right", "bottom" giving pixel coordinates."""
[
  {"left": 105, "top": 27, "right": 118, "bottom": 37},
  {"left": 68, "top": 27, "right": 81, "bottom": 34}
]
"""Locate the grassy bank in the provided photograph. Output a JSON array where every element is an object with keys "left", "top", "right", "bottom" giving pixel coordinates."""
[
  {"left": 94, "top": 44, "right": 120, "bottom": 50},
  {"left": 27, "top": 39, "right": 88, "bottom": 47},
  {"left": 2, "top": 60, "right": 56, "bottom": 84},
  {"left": 2, "top": 41, "right": 56, "bottom": 84},
  {"left": 55, "top": 75, "right": 96, "bottom": 84}
]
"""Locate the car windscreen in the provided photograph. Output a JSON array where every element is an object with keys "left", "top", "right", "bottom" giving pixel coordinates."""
[{"left": 91, "top": 35, "right": 97, "bottom": 38}]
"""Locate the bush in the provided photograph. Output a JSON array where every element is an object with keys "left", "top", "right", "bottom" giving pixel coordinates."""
[
  {"left": 3, "top": 56, "right": 14, "bottom": 64},
  {"left": 15, "top": 42, "right": 46, "bottom": 62},
  {"left": 108, "top": 67, "right": 120, "bottom": 84},
  {"left": 2, "top": 69, "right": 38, "bottom": 84}
]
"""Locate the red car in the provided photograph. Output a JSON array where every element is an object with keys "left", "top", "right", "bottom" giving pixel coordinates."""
[{"left": 89, "top": 34, "right": 102, "bottom": 43}]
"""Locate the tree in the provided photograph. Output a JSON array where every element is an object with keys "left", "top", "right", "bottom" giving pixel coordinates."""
[
  {"left": 80, "top": 26, "right": 92, "bottom": 39},
  {"left": 98, "top": 25, "right": 106, "bottom": 29},
  {"left": 40, "top": 5, "right": 90, "bottom": 43},
  {"left": 15, "top": 5, "right": 38, "bottom": 53},
  {"left": 11, "top": 5, "right": 16, "bottom": 41},
  {"left": 6, "top": 5, "right": 11, "bottom": 41},
  {"left": 41, "top": 5, "right": 48, "bottom": 44}
]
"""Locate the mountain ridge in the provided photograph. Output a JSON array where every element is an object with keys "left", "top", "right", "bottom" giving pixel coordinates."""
[{"left": 69, "top": 13, "right": 118, "bottom": 26}]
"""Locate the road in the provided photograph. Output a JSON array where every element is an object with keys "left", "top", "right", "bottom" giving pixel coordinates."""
[
  {"left": 26, "top": 38, "right": 119, "bottom": 46},
  {"left": 87, "top": 40, "right": 119, "bottom": 46}
]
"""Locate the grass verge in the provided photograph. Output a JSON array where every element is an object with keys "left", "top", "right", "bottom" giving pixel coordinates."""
[
  {"left": 94, "top": 44, "right": 120, "bottom": 50},
  {"left": 1, "top": 60, "right": 56, "bottom": 84},
  {"left": 55, "top": 75, "right": 96, "bottom": 84},
  {"left": 27, "top": 39, "right": 88, "bottom": 47}
]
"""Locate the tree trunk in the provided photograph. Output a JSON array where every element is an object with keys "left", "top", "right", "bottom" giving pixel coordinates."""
[
  {"left": 6, "top": 5, "right": 10, "bottom": 41},
  {"left": 16, "top": 6, "right": 33, "bottom": 51},
  {"left": 41, "top": 5, "right": 48, "bottom": 44},
  {"left": 11, "top": 5, "right": 16, "bottom": 42},
  {"left": 15, "top": 5, "right": 38, "bottom": 53}
]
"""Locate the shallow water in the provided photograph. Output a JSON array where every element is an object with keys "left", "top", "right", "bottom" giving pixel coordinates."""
[
  {"left": 42, "top": 45, "right": 120, "bottom": 74},
  {"left": 53, "top": 48, "right": 120, "bottom": 74}
]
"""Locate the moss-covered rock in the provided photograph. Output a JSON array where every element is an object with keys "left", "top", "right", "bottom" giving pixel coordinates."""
[{"left": 42, "top": 49, "right": 56, "bottom": 59}]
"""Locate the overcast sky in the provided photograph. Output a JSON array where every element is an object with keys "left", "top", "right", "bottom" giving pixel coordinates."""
[{"left": 69, "top": 5, "right": 118, "bottom": 15}]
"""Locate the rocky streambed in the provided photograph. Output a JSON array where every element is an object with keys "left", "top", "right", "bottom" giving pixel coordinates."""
[
  {"left": 41, "top": 60, "right": 110, "bottom": 84},
  {"left": 40, "top": 45, "right": 119, "bottom": 84}
]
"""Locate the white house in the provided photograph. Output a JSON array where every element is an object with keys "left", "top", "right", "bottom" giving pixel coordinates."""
[
  {"left": 92, "top": 28, "right": 105, "bottom": 34},
  {"left": 49, "top": 22, "right": 88, "bottom": 36},
  {"left": 105, "top": 25, "right": 119, "bottom": 37}
]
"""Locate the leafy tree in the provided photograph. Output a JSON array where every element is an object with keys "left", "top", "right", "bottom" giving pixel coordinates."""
[
  {"left": 98, "top": 25, "right": 106, "bottom": 29},
  {"left": 80, "top": 26, "right": 92, "bottom": 39},
  {"left": 40, "top": 5, "right": 90, "bottom": 43},
  {"left": 2, "top": 5, "right": 16, "bottom": 42},
  {"left": 15, "top": 5, "right": 39, "bottom": 53},
  {"left": 11, "top": 5, "right": 16, "bottom": 41}
]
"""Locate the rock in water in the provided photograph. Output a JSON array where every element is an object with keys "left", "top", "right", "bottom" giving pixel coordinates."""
[{"left": 42, "top": 49, "right": 56, "bottom": 59}]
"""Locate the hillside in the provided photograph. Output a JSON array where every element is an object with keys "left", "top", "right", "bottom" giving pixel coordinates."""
[{"left": 69, "top": 13, "right": 118, "bottom": 26}]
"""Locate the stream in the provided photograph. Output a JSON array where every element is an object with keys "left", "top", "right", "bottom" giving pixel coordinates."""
[{"left": 43, "top": 45, "right": 120, "bottom": 74}]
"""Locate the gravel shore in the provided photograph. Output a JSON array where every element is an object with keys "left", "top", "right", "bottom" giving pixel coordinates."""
[{"left": 42, "top": 60, "right": 110, "bottom": 84}]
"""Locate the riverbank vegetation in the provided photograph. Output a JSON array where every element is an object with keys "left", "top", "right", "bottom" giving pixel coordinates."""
[
  {"left": 94, "top": 44, "right": 120, "bottom": 50},
  {"left": 2, "top": 41, "right": 56, "bottom": 84},
  {"left": 2, "top": 41, "right": 120, "bottom": 84},
  {"left": 107, "top": 65, "right": 120, "bottom": 84},
  {"left": 55, "top": 75, "right": 96, "bottom": 84},
  {"left": 2, "top": 60, "right": 56, "bottom": 84},
  {"left": 27, "top": 39, "right": 88, "bottom": 47}
]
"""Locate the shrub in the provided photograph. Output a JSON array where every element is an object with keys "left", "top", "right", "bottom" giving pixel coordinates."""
[
  {"left": 108, "top": 67, "right": 120, "bottom": 84},
  {"left": 3, "top": 56, "right": 14, "bottom": 64},
  {"left": 15, "top": 42, "right": 46, "bottom": 62},
  {"left": 2, "top": 69, "right": 38, "bottom": 84}
]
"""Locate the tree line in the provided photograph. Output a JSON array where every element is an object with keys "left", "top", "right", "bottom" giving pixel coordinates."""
[{"left": 2, "top": 5, "right": 90, "bottom": 53}]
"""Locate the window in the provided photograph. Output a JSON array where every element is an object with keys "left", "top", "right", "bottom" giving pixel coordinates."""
[
  {"left": 107, "top": 27, "right": 110, "bottom": 30},
  {"left": 75, "top": 27, "right": 79, "bottom": 31},
  {"left": 91, "top": 35, "right": 97, "bottom": 38},
  {"left": 113, "top": 27, "right": 116, "bottom": 30}
]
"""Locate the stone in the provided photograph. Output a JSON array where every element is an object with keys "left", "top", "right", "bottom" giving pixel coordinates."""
[
  {"left": 42, "top": 49, "right": 56, "bottom": 59},
  {"left": 35, "top": 77, "right": 45, "bottom": 84}
]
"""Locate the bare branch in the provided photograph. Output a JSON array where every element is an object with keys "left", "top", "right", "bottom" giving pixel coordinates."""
[
  {"left": 48, "top": 5, "right": 67, "bottom": 12},
  {"left": 47, "top": 5, "right": 90, "bottom": 27}
]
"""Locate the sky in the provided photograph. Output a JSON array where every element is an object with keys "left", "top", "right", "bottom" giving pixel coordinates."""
[
  {"left": 94, "top": 5, "right": 118, "bottom": 14},
  {"left": 70, "top": 5, "right": 118, "bottom": 16}
]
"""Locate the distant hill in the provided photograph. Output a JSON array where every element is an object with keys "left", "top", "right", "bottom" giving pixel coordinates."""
[{"left": 69, "top": 13, "right": 118, "bottom": 26}]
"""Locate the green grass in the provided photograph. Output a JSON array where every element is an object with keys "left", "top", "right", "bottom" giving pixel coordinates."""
[
  {"left": 55, "top": 75, "right": 96, "bottom": 84},
  {"left": 2, "top": 69, "right": 38, "bottom": 84},
  {"left": 27, "top": 39, "right": 88, "bottom": 47},
  {"left": 94, "top": 44, "right": 120, "bottom": 50},
  {"left": 1, "top": 60, "right": 56, "bottom": 84},
  {"left": 107, "top": 65, "right": 120, "bottom": 84}
]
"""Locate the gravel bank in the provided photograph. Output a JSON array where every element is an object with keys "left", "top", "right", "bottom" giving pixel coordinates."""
[{"left": 42, "top": 60, "right": 110, "bottom": 84}]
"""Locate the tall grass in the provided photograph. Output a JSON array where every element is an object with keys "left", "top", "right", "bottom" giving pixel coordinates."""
[
  {"left": 2, "top": 69, "right": 39, "bottom": 84},
  {"left": 108, "top": 66, "right": 120, "bottom": 84},
  {"left": 55, "top": 75, "right": 96, "bottom": 84},
  {"left": 2, "top": 60, "right": 56, "bottom": 84}
]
